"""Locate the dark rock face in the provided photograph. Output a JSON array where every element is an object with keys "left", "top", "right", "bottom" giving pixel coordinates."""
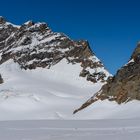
[
  {"left": 74, "top": 43, "right": 140, "bottom": 114},
  {"left": 0, "top": 16, "right": 6, "bottom": 24},
  {"left": 0, "top": 74, "right": 3, "bottom": 84},
  {"left": 0, "top": 17, "right": 109, "bottom": 84}
]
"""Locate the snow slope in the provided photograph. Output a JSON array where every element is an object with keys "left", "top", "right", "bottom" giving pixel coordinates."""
[
  {"left": 0, "top": 59, "right": 102, "bottom": 120},
  {"left": 0, "top": 59, "right": 140, "bottom": 120}
]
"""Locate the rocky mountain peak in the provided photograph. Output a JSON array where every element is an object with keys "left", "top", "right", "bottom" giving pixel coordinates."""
[
  {"left": 0, "top": 17, "right": 110, "bottom": 84},
  {"left": 131, "top": 42, "right": 140, "bottom": 62},
  {"left": 21, "top": 21, "right": 49, "bottom": 33}
]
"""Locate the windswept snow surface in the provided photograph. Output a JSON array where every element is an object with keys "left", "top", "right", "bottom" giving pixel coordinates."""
[
  {"left": 0, "top": 59, "right": 140, "bottom": 120},
  {"left": 0, "top": 119, "right": 140, "bottom": 140}
]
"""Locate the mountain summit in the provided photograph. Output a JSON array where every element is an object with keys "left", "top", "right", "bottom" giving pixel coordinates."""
[{"left": 0, "top": 17, "right": 110, "bottom": 120}]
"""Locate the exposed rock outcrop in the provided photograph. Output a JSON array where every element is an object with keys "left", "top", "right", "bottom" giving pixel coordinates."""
[{"left": 0, "top": 74, "right": 3, "bottom": 84}]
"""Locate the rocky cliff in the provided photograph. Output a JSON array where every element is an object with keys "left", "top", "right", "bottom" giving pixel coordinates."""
[{"left": 74, "top": 43, "right": 140, "bottom": 114}]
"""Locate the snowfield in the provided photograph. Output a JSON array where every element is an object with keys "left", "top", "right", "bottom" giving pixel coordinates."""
[{"left": 0, "top": 119, "right": 140, "bottom": 140}]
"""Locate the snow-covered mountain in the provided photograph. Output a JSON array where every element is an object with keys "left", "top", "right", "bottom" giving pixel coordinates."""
[{"left": 0, "top": 17, "right": 110, "bottom": 120}]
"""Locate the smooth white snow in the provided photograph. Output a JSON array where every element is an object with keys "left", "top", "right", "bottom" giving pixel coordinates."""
[
  {"left": 0, "top": 59, "right": 101, "bottom": 120},
  {"left": 0, "top": 119, "right": 140, "bottom": 140}
]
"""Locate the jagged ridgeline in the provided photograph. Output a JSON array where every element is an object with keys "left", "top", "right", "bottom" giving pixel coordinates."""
[
  {"left": 74, "top": 43, "right": 140, "bottom": 114},
  {"left": 0, "top": 16, "right": 109, "bottom": 84}
]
